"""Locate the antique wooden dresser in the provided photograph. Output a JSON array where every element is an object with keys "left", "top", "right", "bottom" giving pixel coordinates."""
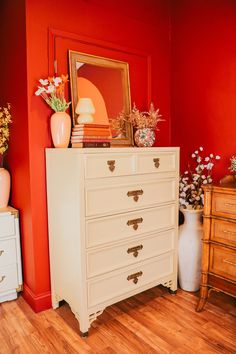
[
  {"left": 46, "top": 147, "right": 179, "bottom": 335},
  {"left": 196, "top": 183, "right": 236, "bottom": 311}
]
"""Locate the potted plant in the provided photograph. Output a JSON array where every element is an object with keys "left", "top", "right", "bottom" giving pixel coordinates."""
[
  {"left": 119, "top": 103, "right": 164, "bottom": 147},
  {"left": 35, "top": 74, "right": 71, "bottom": 148},
  {"left": 178, "top": 147, "right": 220, "bottom": 291},
  {"left": 0, "top": 103, "right": 12, "bottom": 208}
]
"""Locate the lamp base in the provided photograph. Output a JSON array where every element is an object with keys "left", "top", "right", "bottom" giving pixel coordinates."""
[{"left": 77, "top": 114, "right": 94, "bottom": 124}]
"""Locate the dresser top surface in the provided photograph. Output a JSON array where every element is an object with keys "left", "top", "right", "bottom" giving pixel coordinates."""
[
  {"left": 0, "top": 206, "right": 18, "bottom": 215},
  {"left": 46, "top": 147, "right": 180, "bottom": 155}
]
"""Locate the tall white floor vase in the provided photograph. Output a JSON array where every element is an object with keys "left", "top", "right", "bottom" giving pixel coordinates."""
[{"left": 178, "top": 208, "right": 203, "bottom": 292}]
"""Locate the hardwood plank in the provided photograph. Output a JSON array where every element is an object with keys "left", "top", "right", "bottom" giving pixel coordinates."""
[{"left": 0, "top": 287, "right": 235, "bottom": 353}]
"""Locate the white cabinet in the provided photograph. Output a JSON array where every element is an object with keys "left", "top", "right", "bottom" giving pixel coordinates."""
[
  {"left": 0, "top": 207, "right": 23, "bottom": 303},
  {"left": 46, "top": 147, "right": 179, "bottom": 335}
]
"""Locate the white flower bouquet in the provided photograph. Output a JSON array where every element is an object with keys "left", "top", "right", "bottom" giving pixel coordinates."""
[
  {"left": 35, "top": 74, "right": 71, "bottom": 112},
  {"left": 179, "top": 147, "right": 220, "bottom": 209}
]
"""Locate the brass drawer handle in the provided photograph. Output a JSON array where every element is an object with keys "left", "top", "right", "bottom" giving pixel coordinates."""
[
  {"left": 127, "top": 217, "right": 143, "bottom": 230},
  {"left": 107, "top": 160, "right": 115, "bottom": 172},
  {"left": 0, "top": 275, "right": 6, "bottom": 283},
  {"left": 127, "top": 189, "right": 143, "bottom": 202},
  {"left": 127, "top": 271, "right": 143, "bottom": 284},
  {"left": 223, "top": 259, "right": 236, "bottom": 267},
  {"left": 153, "top": 158, "right": 160, "bottom": 168},
  {"left": 0, "top": 250, "right": 4, "bottom": 256},
  {"left": 127, "top": 245, "right": 143, "bottom": 258},
  {"left": 223, "top": 229, "right": 236, "bottom": 236},
  {"left": 224, "top": 203, "right": 236, "bottom": 208}
]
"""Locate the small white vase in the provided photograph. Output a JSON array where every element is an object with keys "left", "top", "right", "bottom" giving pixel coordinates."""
[
  {"left": 50, "top": 112, "right": 71, "bottom": 148},
  {"left": 0, "top": 167, "right": 11, "bottom": 208},
  {"left": 178, "top": 208, "right": 203, "bottom": 292}
]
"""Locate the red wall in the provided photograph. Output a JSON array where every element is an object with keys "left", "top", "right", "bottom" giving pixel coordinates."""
[
  {"left": 171, "top": 0, "right": 236, "bottom": 180},
  {"left": 0, "top": 0, "right": 171, "bottom": 311}
]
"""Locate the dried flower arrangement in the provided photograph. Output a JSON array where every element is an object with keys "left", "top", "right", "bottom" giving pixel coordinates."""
[
  {"left": 179, "top": 147, "right": 220, "bottom": 209},
  {"left": 119, "top": 103, "right": 164, "bottom": 129},
  {"left": 35, "top": 74, "right": 71, "bottom": 112},
  {"left": 0, "top": 103, "right": 12, "bottom": 167},
  {"left": 229, "top": 156, "right": 236, "bottom": 172}
]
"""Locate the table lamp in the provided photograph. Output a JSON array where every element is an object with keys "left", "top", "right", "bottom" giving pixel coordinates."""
[{"left": 75, "top": 98, "right": 95, "bottom": 124}]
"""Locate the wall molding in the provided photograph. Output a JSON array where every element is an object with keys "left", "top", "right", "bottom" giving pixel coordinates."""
[{"left": 23, "top": 283, "right": 51, "bottom": 313}]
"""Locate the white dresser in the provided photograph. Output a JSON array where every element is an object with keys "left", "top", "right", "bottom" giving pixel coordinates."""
[
  {"left": 46, "top": 147, "right": 179, "bottom": 335},
  {"left": 0, "top": 207, "right": 23, "bottom": 303}
]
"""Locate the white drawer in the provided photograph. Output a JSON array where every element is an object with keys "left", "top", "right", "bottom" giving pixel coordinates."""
[
  {"left": 0, "top": 239, "right": 16, "bottom": 267},
  {"left": 87, "top": 229, "right": 175, "bottom": 278},
  {"left": 86, "top": 178, "right": 176, "bottom": 217},
  {"left": 0, "top": 264, "right": 18, "bottom": 293},
  {"left": 136, "top": 152, "right": 177, "bottom": 175},
  {"left": 86, "top": 204, "right": 176, "bottom": 248},
  {"left": 87, "top": 252, "right": 174, "bottom": 308},
  {"left": 84, "top": 153, "right": 135, "bottom": 179},
  {"left": 0, "top": 214, "right": 15, "bottom": 238}
]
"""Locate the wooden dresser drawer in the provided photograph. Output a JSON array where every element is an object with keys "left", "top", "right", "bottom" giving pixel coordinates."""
[
  {"left": 86, "top": 178, "right": 176, "bottom": 217},
  {"left": 136, "top": 152, "right": 177, "bottom": 175},
  {"left": 210, "top": 245, "right": 236, "bottom": 282},
  {"left": 0, "top": 264, "right": 18, "bottom": 293},
  {"left": 86, "top": 204, "right": 175, "bottom": 248},
  {"left": 0, "top": 239, "right": 17, "bottom": 267},
  {"left": 84, "top": 153, "right": 135, "bottom": 179},
  {"left": 0, "top": 214, "right": 15, "bottom": 239},
  {"left": 87, "top": 229, "right": 175, "bottom": 277},
  {"left": 211, "top": 219, "right": 236, "bottom": 248},
  {"left": 87, "top": 252, "right": 174, "bottom": 308},
  {"left": 212, "top": 192, "right": 236, "bottom": 219}
]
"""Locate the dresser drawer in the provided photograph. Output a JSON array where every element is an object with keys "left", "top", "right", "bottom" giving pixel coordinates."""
[
  {"left": 0, "top": 214, "right": 15, "bottom": 238},
  {"left": 212, "top": 192, "right": 236, "bottom": 219},
  {"left": 0, "top": 239, "right": 16, "bottom": 267},
  {"left": 86, "top": 204, "right": 176, "bottom": 248},
  {"left": 87, "top": 252, "right": 174, "bottom": 307},
  {"left": 0, "top": 264, "right": 18, "bottom": 293},
  {"left": 87, "top": 229, "right": 175, "bottom": 278},
  {"left": 84, "top": 153, "right": 135, "bottom": 179},
  {"left": 86, "top": 178, "right": 176, "bottom": 217},
  {"left": 210, "top": 245, "right": 236, "bottom": 282},
  {"left": 136, "top": 152, "right": 177, "bottom": 175},
  {"left": 211, "top": 219, "right": 236, "bottom": 248}
]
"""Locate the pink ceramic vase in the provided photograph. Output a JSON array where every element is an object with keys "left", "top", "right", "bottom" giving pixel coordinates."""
[
  {"left": 50, "top": 112, "right": 71, "bottom": 148},
  {"left": 0, "top": 168, "right": 11, "bottom": 208}
]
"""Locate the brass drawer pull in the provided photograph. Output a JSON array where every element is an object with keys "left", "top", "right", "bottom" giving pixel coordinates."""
[
  {"left": 224, "top": 203, "right": 236, "bottom": 208},
  {"left": 0, "top": 275, "right": 6, "bottom": 283},
  {"left": 153, "top": 158, "right": 160, "bottom": 168},
  {"left": 0, "top": 250, "right": 4, "bottom": 256},
  {"left": 223, "top": 230, "right": 236, "bottom": 236},
  {"left": 127, "top": 189, "right": 143, "bottom": 202},
  {"left": 223, "top": 259, "right": 236, "bottom": 267},
  {"left": 127, "top": 271, "right": 143, "bottom": 284},
  {"left": 107, "top": 160, "right": 115, "bottom": 172},
  {"left": 127, "top": 245, "right": 143, "bottom": 258},
  {"left": 127, "top": 217, "right": 143, "bottom": 230}
]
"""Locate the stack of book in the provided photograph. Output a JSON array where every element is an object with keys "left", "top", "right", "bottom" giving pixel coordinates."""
[{"left": 71, "top": 123, "right": 111, "bottom": 148}]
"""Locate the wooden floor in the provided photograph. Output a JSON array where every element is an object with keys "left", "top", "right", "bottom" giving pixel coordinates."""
[{"left": 0, "top": 286, "right": 235, "bottom": 353}]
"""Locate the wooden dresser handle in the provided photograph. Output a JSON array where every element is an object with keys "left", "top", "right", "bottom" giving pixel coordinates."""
[
  {"left": 127, "top": 217, "right": 143, "bottom": 230},
  {"left": 223, "top": 259, "right": 236, "bottom": 267},
  {"left": 0, "top": 275, "right": 6, "bottom": 283},
  {"left": 153, "top": 158, "right": 160, "bottom": 168},
  {"left": 224, "top": 203, "right": 236, "bottom": 208},
  {"left": 127, "top": 189, "right": 143, "bottom": 202},
  {"left": 223, "top": 229, "right": 236, "bottom": 236},
  {"left": 107, "top": 160, "right": 115, "bottom": 172},
  {"left": 127, "top": 271, "right": 143, "bottom": 284},
  {"left": 0, "top": 250, "right": 4, "bottom": 256},
  {"left": 127, "top": 245, "right": 143, "bottom": 257}
]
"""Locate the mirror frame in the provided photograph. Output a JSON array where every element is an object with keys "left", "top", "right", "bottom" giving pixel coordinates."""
[{"left": 69, "top": 50, "right": 133, "bottom": 146}]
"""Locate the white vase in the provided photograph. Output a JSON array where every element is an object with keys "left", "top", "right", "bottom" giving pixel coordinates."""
[
  {"left": 0, "top": 167, "right": 11, "bottom": 208},
  {"left": 178, "top": 208, "right": 203, "bottom": 292},
  {"left": 50, "top": 112, "right": 71, "bottom": 148}
]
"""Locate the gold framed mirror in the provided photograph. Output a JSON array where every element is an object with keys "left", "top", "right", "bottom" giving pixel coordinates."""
[{"left": 69, "top": 50, "right": 133, "bottom": 146}]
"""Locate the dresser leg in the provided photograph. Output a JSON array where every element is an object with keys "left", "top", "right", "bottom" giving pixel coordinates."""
[
  {"left": 80, "top": 331, "right": 89, "bottom": 338},
  {"left": 196, "top": 285, "right": 209, "bottom": 312},
  {"left": 169, "top": 288, "right": 177, "bottom": 295}
]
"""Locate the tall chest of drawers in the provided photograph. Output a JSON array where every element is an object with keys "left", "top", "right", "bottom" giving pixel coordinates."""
[
  {"left": 197, "top": 184, "right": 236, "bottom": 311},
  {"left": 46, "top": 147, "right": 179, "bottom": 335},
  {"left": 0, "top": 207, "right": 23, "bottom": 303}
]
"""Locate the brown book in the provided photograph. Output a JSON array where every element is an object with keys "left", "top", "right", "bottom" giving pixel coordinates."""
[
  {"left": 72, "top": 141, "right": 111, "bottom": 148},
  {"left": 72, "top": 129, "right": 111, "bottom": 136},
  {"left": 74, "top": 123, "right": 110, "bottom": 129},
  {"left": 71, "top": 138, "right": 111, "bottom": 143}
]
